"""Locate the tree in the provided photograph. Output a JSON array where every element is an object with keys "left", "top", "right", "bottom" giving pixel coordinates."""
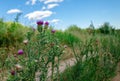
[{"left": 99, "top": 22, "right": 114, "bottom": 34}]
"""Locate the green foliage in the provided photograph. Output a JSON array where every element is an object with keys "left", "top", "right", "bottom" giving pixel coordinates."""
[
  {"left": 87, "top": 21, "right": 95, "bottom": 35},
  {"left": 0, "top": 20, "right": 120, "bottom": 81},
  {"left": 65, "top": 25, "right": 81, "bottom": 32},
  {"left": 1, "top": 22, "right": 64, "bottom": 81},
  {"left": 0, "top": 19, "right": 29, "bottom": 47},
  {"left": 55, "top": 31, "right": 80, "bottom": 46},
  {"left": 14, "top": 13, "right": 22, "bottom": 22},
  {"left": 99, "top": 22, "right": 115, "bottom": 34},
  {"left": 60, "top": 34, "right": 120, "bottom": 81}
]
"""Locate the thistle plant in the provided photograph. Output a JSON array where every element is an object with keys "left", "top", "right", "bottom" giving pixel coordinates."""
[{"left": 6, "top": 20, "right": 64, "bottom": 81}]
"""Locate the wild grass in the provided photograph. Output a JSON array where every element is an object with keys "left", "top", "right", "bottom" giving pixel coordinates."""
[
  {"left": 0, "top": 20, "right": 120, "bottom": 81},
  {"left": 0, "top": 19, "right": 29, "bottom": 47},
  {"left": 59, "top": 29, "right": 120, "bottom": 81}
]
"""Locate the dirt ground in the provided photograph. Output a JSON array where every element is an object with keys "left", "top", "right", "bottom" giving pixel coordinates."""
[
  {"left": 35, "top": 58, "right": 76, "bottom": 81},
  {"left": 112, "top": 62, "right": 120, "bottom": 81}
]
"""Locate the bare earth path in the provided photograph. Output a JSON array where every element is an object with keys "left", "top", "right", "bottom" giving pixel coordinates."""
[
  {"left": 36, "top": 58, "right": 120, "bottom": 81},
  {"left": 35, "top": 58, "right": 76, "bottom": 81},
  {"left": 112, "top": 62, "right": 120, "bottom": 81}
]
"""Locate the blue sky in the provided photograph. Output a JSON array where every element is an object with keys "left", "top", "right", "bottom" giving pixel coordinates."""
[{"left": 0, "top": 0, "right": 120, "bottom": 29}]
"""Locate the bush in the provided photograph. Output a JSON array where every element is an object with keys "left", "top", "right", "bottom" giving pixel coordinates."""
[
  {"left": 65, "top": 25, "right": 81, "bottom": 32},
  {"left": 0, "top": 19, "right": 29, "bottom": 47},
  {"left": 99, "top": 22, "right": 115, "bottom": 34}
]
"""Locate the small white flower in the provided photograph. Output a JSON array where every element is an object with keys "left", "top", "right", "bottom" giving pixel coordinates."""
[
  {"left": 23, "top": 39, "right": 28, "bottom": 45},
  {"left": 64, "top": 45, "right": 67, "bottom": 48},
  {"left": 15, "top": 64, "right": 23, "bottom": 71},
  {"left": 34, "top": 60, "right": 38, "bottom": 63}
]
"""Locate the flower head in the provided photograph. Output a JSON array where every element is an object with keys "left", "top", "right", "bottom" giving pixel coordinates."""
[
  {"left": 18, "top": 49, "right": 24, "bottom": 55},
  {"left": 23, "top": 39, "right": 28, "bottom": 45},
  {"left": 45, "top": 21, "right": 49, "bottom": 26},
  {"left": 51, "top": 29, "right": 56, "bottom": 34},
  {"left": 44, "top": 21, "right": 49, "bottom": 29},
  {"left": 15, "top": 64, "right": 23, "bottom": 71},
  {"left": 64, "top": 45, "right": 67, "bottom": 48},
  {"left": 37, "top": 20, "right": 44, "bottom": 26},
  {"left": 10, "top": 70, "right": 15, "bottom": 75}
]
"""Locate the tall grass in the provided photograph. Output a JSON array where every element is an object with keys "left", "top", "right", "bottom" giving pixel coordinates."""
[
  {"left": 55, "top": 31, "right": 80, "bottom": 46},
  {"left": 60, "top": 30, "right": 120, "bottom": 81},
  {"left": 0, "top": 20, "right": 120, "bottom": 81}
]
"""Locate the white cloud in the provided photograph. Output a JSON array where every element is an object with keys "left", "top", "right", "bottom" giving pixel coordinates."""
[
  {"left": 7, "top": 9, "right": 22, "bottom": 14},
  {"left": 31, "top": 0, "right": 37, "bottom": 5},
  {"left": 50, "top": 19, "right": 60, "bottom": 24},
  {"left": 25, "top": 10, "right": 53, "bottom": 20},
  {"left": 41, "top": 6, "right": 46, "bottom": 10},
  {"left": 26, "top": 0, "right": 64, "bottom": 5},
  {"left": 40, "top": 0, "right": 63, "bottom": 4},
  {"left": 47, "top": 3, "right": 59, "bottom": 9},
  {"left": 26, "top": 0, "right": 37, "bottom": 5}
]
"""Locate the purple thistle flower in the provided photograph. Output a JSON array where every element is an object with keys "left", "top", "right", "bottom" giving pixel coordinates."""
[
  {"left": 45, "top": 21, "right": 49, "bottom": 26},
  {"left": 18, "top": 49, "right": 24, "bottom": 55},
  {"left": 37, "top": 20, "right": 44, "bottom": 26},
  {"left": 51, "top": 29, "right": 56, "bottom": 34},
  {"left": 11, "top": 70, "right": 15, "bottom": 75}
]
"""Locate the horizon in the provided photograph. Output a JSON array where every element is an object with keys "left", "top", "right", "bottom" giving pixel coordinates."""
[{"left": 0, "top": 0, "right": 120, "bottom": 30}]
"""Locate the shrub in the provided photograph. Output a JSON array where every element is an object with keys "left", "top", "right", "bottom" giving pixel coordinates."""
[
  {"left": 0, "top": 19, "right": 29, "bottom": 47},
  {"left": 65, "top": 25, "right": 81, "bottom": 32},
  {"left": 99, "top": 22, "right": 115, "bottom": 34}
]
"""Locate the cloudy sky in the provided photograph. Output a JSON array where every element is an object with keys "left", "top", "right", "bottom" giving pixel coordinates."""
[{"left": 0, "top": 0, "right": 120, "bottom": 29}]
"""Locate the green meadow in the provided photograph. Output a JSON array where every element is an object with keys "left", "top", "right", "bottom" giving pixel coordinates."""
[{"left": 0, "top": 18, "right": 120, "bottom": 81}]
